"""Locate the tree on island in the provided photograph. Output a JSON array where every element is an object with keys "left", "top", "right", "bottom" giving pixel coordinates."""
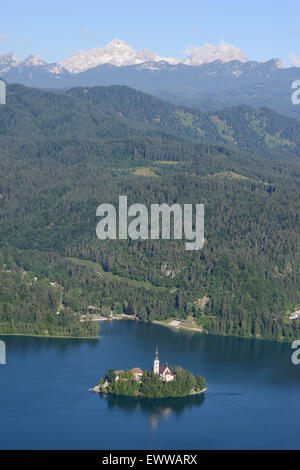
[{"left": 104, "top": 369, "right": 116, "bottom": 384}]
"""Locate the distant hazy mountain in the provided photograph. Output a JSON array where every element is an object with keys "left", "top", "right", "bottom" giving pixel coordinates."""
[
  {"left": 0, "top": 39, "right": 299, "bottom": 120},
  {"left": 59, "top": 38, "right": 181, "bottom": 72}
]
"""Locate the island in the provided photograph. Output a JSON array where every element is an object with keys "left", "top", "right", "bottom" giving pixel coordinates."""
[{"left": 90, "top": 346, "right": 207, "bottom": 398}]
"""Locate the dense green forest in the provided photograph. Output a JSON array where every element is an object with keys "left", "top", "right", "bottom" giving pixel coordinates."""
[
  {"left": 100, "top": 367, "right": 206, "bottom": 398},
  {"left": 0, "top": 84, "right": 300, "bottom": 340}
]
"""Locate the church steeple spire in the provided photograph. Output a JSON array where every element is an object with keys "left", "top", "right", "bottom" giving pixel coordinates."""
[{"left": 153, "top": 345, "right": 160, "bottom": 375}]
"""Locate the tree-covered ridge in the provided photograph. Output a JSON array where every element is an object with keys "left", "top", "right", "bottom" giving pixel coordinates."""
[
  {"left": 2, "top": 84, "right": 300, "bottom": 161},
  {"left": 99, "top": 367, "right": 206, "bottom": 399},
  {"left": 66, "top": 86, "right": 300, "bottom": 160},
  {"left": 0, "top": 84, "right": 300, "bottom": 341}
]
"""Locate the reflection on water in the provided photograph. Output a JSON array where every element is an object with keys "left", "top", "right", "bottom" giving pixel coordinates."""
[
  {"left": 102, "top": 392, "right": 205, "bottom": 433},
  {"left": 132, "top": 321, "right": 289, "bottom": 363},
  {"left": 0, "top": 334, "right": 99, "bottom": 354},
  {"left": 1, "top": 320, "right": 289, "bottom": 364}
]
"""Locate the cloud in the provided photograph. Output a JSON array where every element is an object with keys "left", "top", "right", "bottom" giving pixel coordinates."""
[
  {"left": 183, "top": 39, "right": 248, "bottom": 65},
  {"left": 0, "top": 34, "right": 7, "bottom": 41},
  {"left": 81, "top": 29, "right": 99, "bottom": 42},
  {"left": 289, "top": 54, "right": 300, "bottom": 67}
]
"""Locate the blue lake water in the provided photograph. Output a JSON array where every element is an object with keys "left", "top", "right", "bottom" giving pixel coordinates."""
[{"left": 0, "top": 320, "right": 300, "bottom": 449}]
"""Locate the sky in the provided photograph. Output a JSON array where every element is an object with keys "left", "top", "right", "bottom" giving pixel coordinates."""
[{"left": 0, "top": 0, "right": 300, "bottom": 66}]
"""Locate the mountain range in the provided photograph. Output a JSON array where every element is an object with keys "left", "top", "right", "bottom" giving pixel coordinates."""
[
  {"left": 1, "top": 39, "right": 300, "bottom": 120},
  {"left": 0, "top": 38, "right": 250, "bottom": 74}
]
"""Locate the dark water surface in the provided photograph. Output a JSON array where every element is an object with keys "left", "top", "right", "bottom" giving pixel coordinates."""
[{"left": 0, "top": 320, "right": 299, "bottom": 449}]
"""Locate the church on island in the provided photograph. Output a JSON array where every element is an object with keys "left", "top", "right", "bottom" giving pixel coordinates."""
[
  {"left": 113, "top": 346, "right": 174, "bottom": 382},
  {"left": 153, "top": 345, "right": 174, "bottom": 382}
]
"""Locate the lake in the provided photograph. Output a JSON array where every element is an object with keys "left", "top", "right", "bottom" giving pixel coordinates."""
[{"left": 0, "top": 320, "right": 299, "bottom": 449}]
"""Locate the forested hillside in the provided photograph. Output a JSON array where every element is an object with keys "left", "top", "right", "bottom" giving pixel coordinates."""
[
  {"left": 67, "top": 85, "right": 300, "bottom": 160},
  {"left": 0, "top": 84, "right": 300, "bottom": 341},
  {"left": 3, "top": 84, "right": 300, "bottom": 160}
]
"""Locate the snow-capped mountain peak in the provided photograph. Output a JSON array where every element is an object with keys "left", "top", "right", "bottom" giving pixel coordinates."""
[
  {"left": 59, "top": 38, "right": 172, "bottom": 73},
  {"left": 106, "top": 38, "right": 131, "bottom": 48},
  {"left": 0, "top": 52, "right": 21, "bottom": 73},
  {"left": 22, "top": 54, "right": 46, "bottom": 67},
  {"left": 183, "top": 40, "right": 249, "bottom": 66},
  {"left": 58, "top": 38, "right": 254, "bottom": 73}
]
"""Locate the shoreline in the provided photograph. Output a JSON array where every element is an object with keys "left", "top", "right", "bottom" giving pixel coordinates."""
[
  {"left": 189, "top": 387, "right": 207, "bottom": 395},
  {"left": 152, "top": 319, "right": 204, "bottom": 334},
  {"left": 1, "top": 316, "right": 294, "bottom": 343},
  {"left": 151, "top": 319, "right": 294, "bottom": 344},
  {"left": 0, "top": 332, "right": 99, "bottom": 339},
  {"left": 81, "top": 314, "right": 137, "bottom": 323},
  {"left": 89, "top": 386, "right": 207, "bottom": 397},
  {"left": 0, "top": 316, "right": 135, "bottom": 340}
]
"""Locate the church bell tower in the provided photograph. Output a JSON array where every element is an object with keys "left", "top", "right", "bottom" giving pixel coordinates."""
[{"left": 153, "top": 345, "right": 160, "bottom": 375}]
